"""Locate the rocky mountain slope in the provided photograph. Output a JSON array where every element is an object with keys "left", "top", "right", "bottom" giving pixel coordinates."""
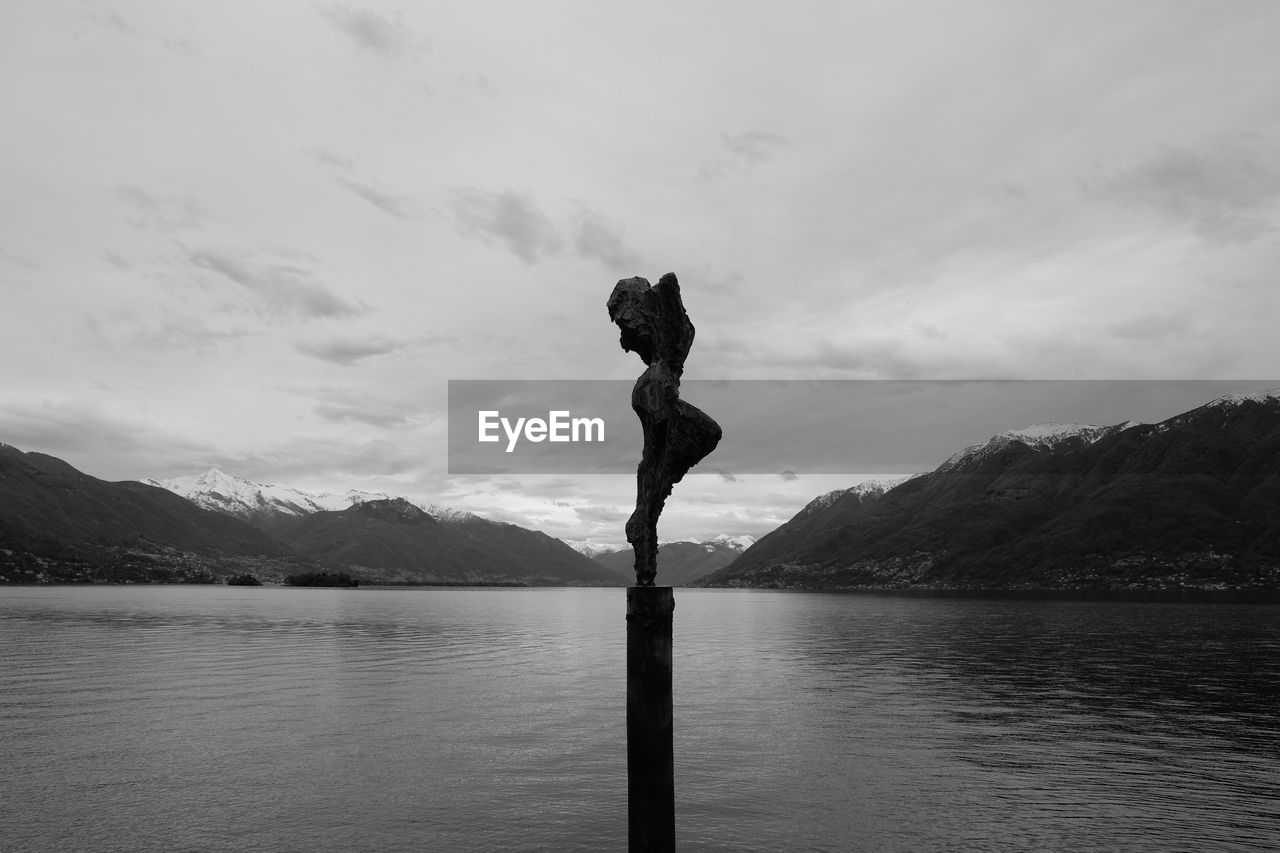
[
  {"left": 0, "top": 442, "right": 297, "bottom": 583},
  {"left": 702, "top": 393, "right": 1280, "bottom": 591},
  {"left": 270, "top": 497, "right": 622, "bottom": 586}
]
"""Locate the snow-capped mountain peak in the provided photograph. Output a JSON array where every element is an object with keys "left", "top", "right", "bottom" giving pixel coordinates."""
[
  {"left": 145, "top": 469, "right": 332, "bottom": 517},
  {"left": 1206, "top": 389, "right": 1280, "bottom": 408},
  {"left": 940, "top": 420, "right": 1139, "bottom": 471},
  {"left": 800, "top": 476, "right": 912, "bottom": 516},
  {"left": 423, "top": 503, "right": 478, "bottom": 523},
  {"left": 144, "top": 469, "right": 473, "bottom": 524},
  {"left": 706, "top": 533, "right": 756, "bottom": 551},
  {"left": 568, "top": 541, "right": 628, "bottom": 558},
  {"left": 997, "top": 422, "right": 1122, "bottom": 448}
]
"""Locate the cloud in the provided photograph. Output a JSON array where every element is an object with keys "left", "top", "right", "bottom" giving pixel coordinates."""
[
  {"left": 1, "top": 248, "right": 41, "bottom": 270},
  {"left": 0, "top": 397, "right": 214, "bottom": 480},
  {"left": 721, "top": 131, "right": 788, "bottom": 166},
  {"left": 1108, "top": 315, "right": 1190, "bottom": 341},
  {"left": 92, "top": 7, "right": 137, "bottom": 36},
  {"left": 320, "top": 4, "right": 419, "bottom": 59},
  {"left": 314, "top": 402, "right": 411, "bottom": 428},
  {"left": 696, "top": 131, "right": 789, "bottom": 181},
  {"left": 212, "top": 434, "right": 424, "bottom": 482},
  {"left": 779, "top": 470, "right": 798, "bottom": 481},
  {"left": 573, "top": 505, "right": 629, "bottom": 524},
  {"left": 705, "top": 336, "right": 924, "bottom": 379},
  {"left": 449, "top": 188, "right": 562, "bottom": 263},
  {"left": 103, "top": 251, "right": 133, "bottom": 271},
  {"left": 84, "top": 7, "right": 195, "bottom": 53},
  {"left": 308, "top": 148, "right": 355, "bottom": 170},
  {"left": 715, "top": 469, "right": 738, "bottom": 482},
  {"left": 910, "top": 321, "right": 949, "bottom": 341},
  {"left": 1088, "top": 135, "right": 1280, "bottom": 243},
  {"left": 112, "top": 186, "right": 206, "bottom": 232},
  {"left": 295, "top": 335, "right": 406, "bottom": 365},
  {"left": 187, "top": 247, "right": 364, "bottom": 319},
  {"left": 338, "top": 177, "right": 421, "bottom": 219},
  {"left": 572, "top": 208, "right": 643, "bottom": 272},
  {"left": 306, "top": 151, "right": 418, "bottom": 218},
  {"left": 85, "top": 308, "right": 254, "bottom": 354}
]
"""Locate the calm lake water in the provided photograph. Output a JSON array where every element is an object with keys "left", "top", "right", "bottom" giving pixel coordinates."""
[{"left": 1, "top": 586, "right": 1277, "bottom": 852}]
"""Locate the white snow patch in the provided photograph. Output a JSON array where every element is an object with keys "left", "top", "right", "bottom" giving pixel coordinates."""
[{"left": 1207, "top": 389, "right": 1280, "bottom": 407}]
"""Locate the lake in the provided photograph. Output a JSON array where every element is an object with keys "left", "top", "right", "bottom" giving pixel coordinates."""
[{"left": 1, "top": 586, "right": 1277, "bottom": 851}]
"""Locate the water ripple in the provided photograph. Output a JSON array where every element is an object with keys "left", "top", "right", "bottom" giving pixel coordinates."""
[{"left": 1, "top": 586, "right": 1277, "bottom": 852}]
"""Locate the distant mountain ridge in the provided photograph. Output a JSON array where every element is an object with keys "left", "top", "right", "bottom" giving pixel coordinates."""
[
  {"left": 269, "top": 497, "right": 620, "bottom": 586},
  {"left": 144, "top": 468, "right": 473, "bottom": 528},
  {"left": 704, "top": 394, "right": 1280, "bottom": 592},
  {"left": 0, "top": 450, "right": 619, "bottom": 586},
  {"left": 143, "top": 468, "right": 618, "bottom": 586},
  {"left": 588, "top": 535, "right": 756, "bottom": 586}
]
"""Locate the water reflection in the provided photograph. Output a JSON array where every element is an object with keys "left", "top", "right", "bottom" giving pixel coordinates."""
[
  {"left": 673, "top": 591, "right": 1280, "bottom": 852},
  {"left": 2, "top": 587, "right": 1277, "bottom": 852}
]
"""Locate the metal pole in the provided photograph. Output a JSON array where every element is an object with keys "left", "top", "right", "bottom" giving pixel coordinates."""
[{"left": 627, "top": 585, "right": 675, "bottom": 852}]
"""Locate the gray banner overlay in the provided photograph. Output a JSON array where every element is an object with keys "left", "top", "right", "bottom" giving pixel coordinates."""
[{"left": 448, "top": 380, "right": 1279, "bottom": 475}]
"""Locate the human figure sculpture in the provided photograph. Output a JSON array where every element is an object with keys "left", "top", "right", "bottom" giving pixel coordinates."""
[{"left": 608, "top": 273, "right": 722, "bottom": 586}]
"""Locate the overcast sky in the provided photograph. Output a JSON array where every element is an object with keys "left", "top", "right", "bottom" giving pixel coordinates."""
[{"left": 3, "top": 1, "right": 1279, "bottom": 546}]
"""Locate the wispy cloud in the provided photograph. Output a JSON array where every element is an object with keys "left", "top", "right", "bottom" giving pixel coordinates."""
[
  {"left": 84, "top": 7, "right": 196, "bottom": 53},
  {"left": 1108, "top": 315, "right": 1190, "bottom": 341},
  {"left": 295, "top": 335, "right": 406, "bottom": 365},
  {"left": 103, "top": 251, "right": 133, "bottom": 271},
  {"left": 187, "top": 247, "right": 364, "bottom": 319},
  {"left": 1, "top": 248, "right": 42, "bottom": 271},
  {"left": 1088, "top": 135, "right": 1280, "bottom": 243},
  {"left": 0, "top": 397, "right": 212, "bottom": 476},
  {"left": 573, "top": 504, "right": 629, "bottom": 524},
  {"left": 319, "top": 4, "right": 421, "bottom": 59},
  {"left": 571, "top": 207, "right": 643, "bottom": 272},
  {"left": 449, "top": 188, "right": 562, "bottom": 264},
  {"left": 721, "top": 131, "right": 788, "bottom": 166},
  {"left": 697, "top": 131, "right": 789, "bottom": 181},
  {"left": 211, "top": 433, "right": 424, "bottom": 482},
  {"left": 307, "top": 148, "right": 355, "bottom": 170},
  {"left": 338, "top": 177, "right": 421, "bottom": 219},
  {"left": 314, "top": 402, "right": 412, "bottom": 428},
  {"left": 112, "top": 186, "right": 206, "bottom": 232},
  {"left": 85, "top": 307, "right": 254, "bottom": 354}
]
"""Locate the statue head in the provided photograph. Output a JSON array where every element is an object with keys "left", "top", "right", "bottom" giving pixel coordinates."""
[
  {"left": 607, "top": 277, "right": 657, "bottom": 364},
  {"left": 607, "top": 274, "right": 694, "bottom": 370}
]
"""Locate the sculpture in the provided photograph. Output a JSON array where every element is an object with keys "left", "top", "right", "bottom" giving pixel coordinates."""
[{"left": 608, "top": 273, "right": 722, "bottom": 586}]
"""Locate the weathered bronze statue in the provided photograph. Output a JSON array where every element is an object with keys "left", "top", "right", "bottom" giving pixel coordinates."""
[{"left": 608, "top": 273, "right": 722, "bottom": 586}]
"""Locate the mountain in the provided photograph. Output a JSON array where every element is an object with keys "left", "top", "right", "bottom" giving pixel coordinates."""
[
  {"left": 0, "top": 442, "right": 297, "bottom": 584},
  {"left": 145, "top": 467, "right": 616, "bottom": 585},
  {"left": 1, "top": 447, "right": 623, "bottom": 586},
  {"left": 146, "top": 468, "right": 480, "bottom": 529},
  {"left": 271, "top": 498, "right": 623, "bottom": 586},
  {"left": 143, "top": 469, "right": 393, "bottom": 529},
  {"left": 702, "top": 394, "right": 1280, "bottom": 592},
  {"left": 708, "top": 478, "right": 911, "bottom": 584},
  {"left": 591, "top": 535, "right": 757, "bottom": 586},
  {"left": 936, "top": 422, "right": 1138, "bottom": 473}
]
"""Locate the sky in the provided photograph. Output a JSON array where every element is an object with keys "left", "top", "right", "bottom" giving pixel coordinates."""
[{"left": 3, "top": 1, "right": 1280, "bottom": 547}]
